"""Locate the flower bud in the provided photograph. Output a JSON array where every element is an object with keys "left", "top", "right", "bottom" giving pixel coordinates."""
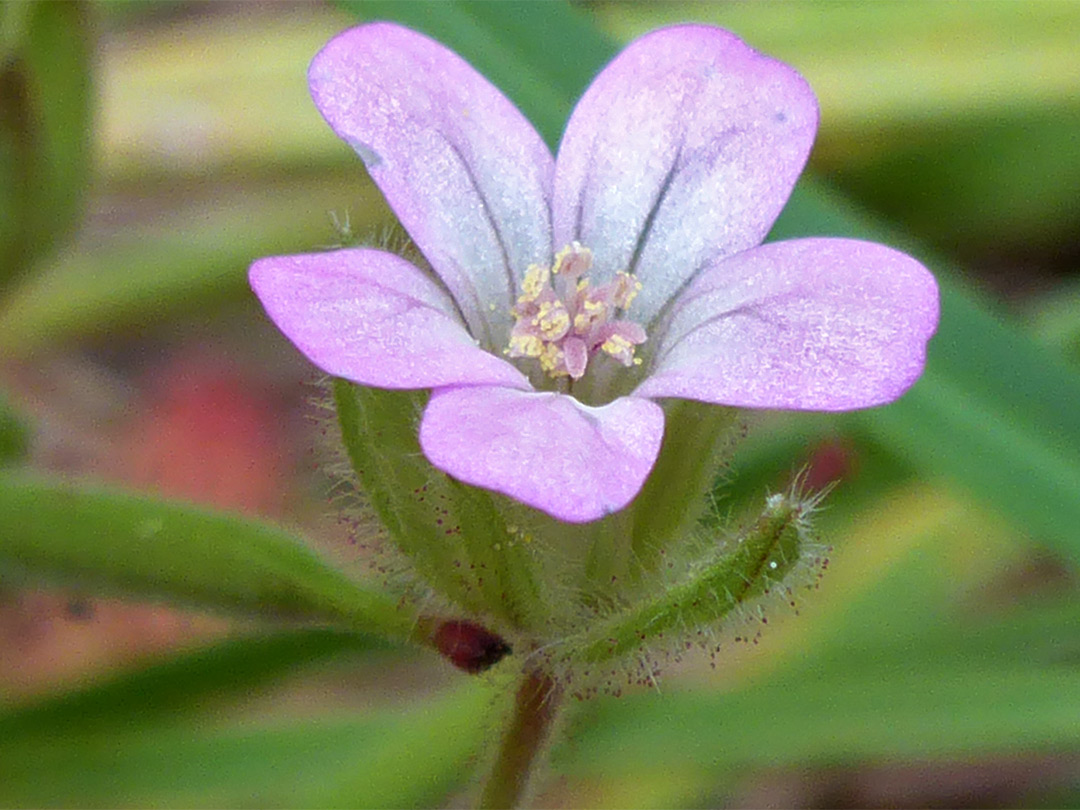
[{"left": 564, "top": 490, "right": 817, "bottom": 666}]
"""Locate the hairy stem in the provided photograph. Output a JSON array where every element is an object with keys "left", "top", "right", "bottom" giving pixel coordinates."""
[{"left": 479, "top": 667, "right": 562, "bottom": 809}]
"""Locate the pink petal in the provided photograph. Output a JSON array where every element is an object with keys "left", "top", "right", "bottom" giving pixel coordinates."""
[
  {"left": 419, "top": 387, "right": 665, "bottom": 523},
  {"left": 553, "top": 25, "right": 818, "bottom": 326},
  {"left": 309, "top": 23, "right": 554, "bottom": 348},
  {"left": 634, "top": 239, "right": 939, "bottom": 410},
  {"left": 249, "top": 249, "right": 530, "bottom": 390}
]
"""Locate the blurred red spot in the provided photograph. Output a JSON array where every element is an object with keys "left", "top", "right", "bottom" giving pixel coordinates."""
[
  {"left": 802, "top": 439, "right": 856, "bottom": 492},
  {"left": 119, "top": 352, "right": 286, "bottom": 516}
]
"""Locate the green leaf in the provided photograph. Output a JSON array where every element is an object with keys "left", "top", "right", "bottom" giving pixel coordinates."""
[
  {"left": 0, "top": 658, "right": 500, "bottom": 808},
  {"left": 1029, "top": 278, "right": 1080, "bottom": 366},
  {"left": 93, "top": 7, "right": 354, "bottom": 183},
  {"left": 0, "top": 1, "right": 92, "bottom": 296},
  {"left": 0, "top": 390, "right": 30, "bottom": 464},
  {"left": 315, "top": 676, "right": 504, "bottom": 808},
  {"left": 566, "top": 596, "right": 1080, "bottom": 766},
  {"left": 0, "top": 472, "right": 419, "bottom": 643},
  {"left": 0, "top": 627, "right": 500, "bottom": 808},
  {"left": 554, "top": 487, "right": 1063, "bottom": 806},
  {"left": 0, "top": 172, "right": 392, "bottom": 355},
  {"left": 0, "top": 4, "right": 393, "bottom": 356},
  {"left": 597, "top": 2, "right": 1080, "bottom": 128},
  {"left": 823, "top": 105, "right": 1080, "bottom": 253},
  {"left": 570, "top": 653, "right": 1080, "bottom": 808},
  {"left": 556, "top": 518, "right": 1080, "bottom": 805},
  {"left": 0, "top": 627, "right": 385, "bottom": 733}
]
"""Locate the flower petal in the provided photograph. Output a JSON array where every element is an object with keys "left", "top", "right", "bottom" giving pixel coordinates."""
[
  {"left": 308, "top": 23, "right": 554, "bottom": 349},
  {"left": 635, "top": 239, "right": 939, "bottom": 410},
  {"left": 553, "top": 24, "right": 818, "bottom": 325},
  {"left": 419, "top": 387, "right": 665, "bottom": 523},
  {"left": 249, "top": 249, "right": 530, "bottom": 390}
]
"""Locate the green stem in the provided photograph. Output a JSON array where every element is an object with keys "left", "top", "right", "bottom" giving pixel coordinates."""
[{"left": 479, "top": 667, "right": 562, "bottom": 809}]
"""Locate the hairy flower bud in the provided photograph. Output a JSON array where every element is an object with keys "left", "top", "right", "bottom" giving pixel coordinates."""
[{"left": 564, "top": 490, "right": 820, "bottom": 666}]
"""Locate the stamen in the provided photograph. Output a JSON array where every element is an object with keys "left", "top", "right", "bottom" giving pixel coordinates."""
[
  {"left": 507, "top": 244, "right": 647, "bottom": 381},
  {"left": 553, "top": 241, "right": 593, "bottom": 279},
  {"left": 601, "top": 333, "right": 635, "bottom": 363},
  {"left": 533, "top": 300, "right": 570, "bottom": 340},
  {"left": 612, "top": 271, "right": 643, "bottom": 309}
]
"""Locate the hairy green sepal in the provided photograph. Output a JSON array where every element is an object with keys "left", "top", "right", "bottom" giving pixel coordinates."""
[
  {"left": 333, "top": 381, "right": 769, "bottom": 644},
  {"left": 628, "top": 400, "right": 739, "bottom": 575},
  {"left": 333, "top": 379, "right": 546, "bottom": 630}
]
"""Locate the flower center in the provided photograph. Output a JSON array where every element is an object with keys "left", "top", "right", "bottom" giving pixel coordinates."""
[{"left": 506, "top": 242, "right": 646, "bottom": 380}]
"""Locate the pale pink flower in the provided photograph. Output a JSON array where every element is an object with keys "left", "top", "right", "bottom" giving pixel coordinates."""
[{"left": 250, "top": 23, "right": 938, "bottom": 523}]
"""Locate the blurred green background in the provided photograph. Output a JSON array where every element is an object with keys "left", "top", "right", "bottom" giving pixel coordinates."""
[{"left": 1, "top": 1, "right": 1079, "bottom": 807}]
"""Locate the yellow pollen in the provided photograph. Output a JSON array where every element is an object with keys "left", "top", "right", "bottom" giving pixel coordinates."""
[
  {"left": 538, "top": 343, "right": 567, "bottom": 376},
  {"left": 613, "top": 271, "right": 643, "bottom": 309},
  {"left": 601, "top": 333, "right": 638, "bottom": 365},
  {"left": 509, "top": 334, "right": 544, "bottom": 358},
  {"left": 520, "top": 264, "right": 549, "bottom": 300},
  {"left": 602, "top": 334, "right": 632, "bottom": 353},
  {"left": 532, "top": 301, "right": 570, "bottom": 339}
]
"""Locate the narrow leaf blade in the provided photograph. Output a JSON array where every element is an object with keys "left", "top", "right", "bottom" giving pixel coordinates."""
[{"left": 0, "top": 472, "right": 418, "bottom": 642}]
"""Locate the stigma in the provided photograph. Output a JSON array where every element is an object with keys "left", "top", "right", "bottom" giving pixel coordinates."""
[{"left": 506, "top": 242, "right": 646, "bottom": 380}]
